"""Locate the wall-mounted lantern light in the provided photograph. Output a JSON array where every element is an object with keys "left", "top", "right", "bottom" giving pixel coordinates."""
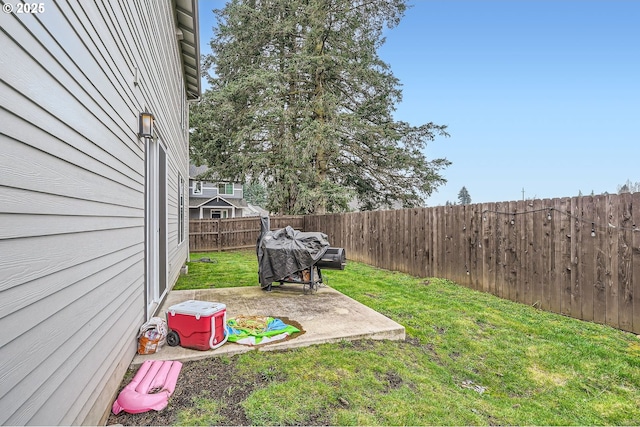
[{"left": 139, "top": 112, "right": 154, "bottom": 138}]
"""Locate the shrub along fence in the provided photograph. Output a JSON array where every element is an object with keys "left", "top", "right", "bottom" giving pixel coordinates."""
[
  {"left": 305, "top": 193, "right": 640, "bottom": 335},
  {"left": 189, "top": 194, "right": 639, "bottom": 334}
]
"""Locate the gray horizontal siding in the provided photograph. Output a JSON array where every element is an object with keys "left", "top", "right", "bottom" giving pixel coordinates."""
[
  {"left": 0, "top": 238, "right": 143, "bottom": 319},
  {"left": 0, "top": 227, "right": 144, "bottom": 293},
  {"left": 0, "top": 186, "right": 143, "bottom": 217},
  {"left": 0, "top": 107, "right": 143, "bottom": 194},
  {"left": 1, "top": 135, "right": 143, "bottom": 209},
  {"left": 0, "top": 259, "right": 143, "bottom": 425},
  {"left": 0, "top": 0, "right": 190, "bottom": 425},
  {"left": 0, "top": 214, "right": 144, "bottom": 240},
  {"left": 190, "top": 181, "right": 245, "bottom": 199},
  {"left": 0, "top": 18, "right": 142, "bottom": 174}
]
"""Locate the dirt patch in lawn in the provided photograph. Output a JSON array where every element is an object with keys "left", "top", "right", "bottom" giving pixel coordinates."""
[
  {"left": 107, "top": 320, "right": 306, "bottom": 426},
  {"left": 107, "top": 356, "right": 255, "bottom": 426}
]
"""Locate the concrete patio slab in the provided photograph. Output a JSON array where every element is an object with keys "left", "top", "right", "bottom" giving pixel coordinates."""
[{"left": 132, "top": 284, "right": 405, "bottom": 367}]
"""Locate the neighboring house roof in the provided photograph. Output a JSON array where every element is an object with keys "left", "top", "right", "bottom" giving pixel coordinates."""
[
  {"left": 175, "top": 0, "right": 201, "bottom": 100},
  {"left": 224, "top": 197, "right": 249, "bottom": 208},
  {"left": 189, "top": 197, "right": 210, "bottom": 208},
  {"left": 189, "top": 196, "right": 249, "bottom": 209},
  {"left": 246, "top": 203, "right": 270, "bottom": 217}
]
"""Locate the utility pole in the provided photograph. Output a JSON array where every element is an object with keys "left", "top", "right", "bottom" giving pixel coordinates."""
[{"left": 522, "top": 188, "right": 525, "bottom": 201}]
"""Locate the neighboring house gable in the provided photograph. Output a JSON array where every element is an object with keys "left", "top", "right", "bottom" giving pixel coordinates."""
[
  {"left": 188, "top": 164, "right": 261, "bottom": 218},
  {"left": 189, "top": 195, "right": 250, "bottom": 219},
  {"left": 0, "top": 0, "right": 199, "bottom": 424}
]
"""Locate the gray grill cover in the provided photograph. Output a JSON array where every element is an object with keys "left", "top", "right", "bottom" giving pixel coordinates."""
[{"left": 257, "top": 225, "right": 330, "bottom": 287}]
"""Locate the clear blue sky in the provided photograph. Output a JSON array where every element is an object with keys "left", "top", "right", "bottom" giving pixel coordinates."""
[{"left": 197, "top": 1, "right": 639, "bottom": 207}]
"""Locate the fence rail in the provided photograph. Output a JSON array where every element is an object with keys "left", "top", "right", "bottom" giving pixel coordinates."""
[
  {"left": 189, "top": 216, "right": 304, "bottom": 252},
  {"left": 304, "top": 194, "right": 640, "bottom": 334}
]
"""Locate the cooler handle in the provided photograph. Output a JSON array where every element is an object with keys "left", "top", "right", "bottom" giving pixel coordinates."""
[{"left": 209, "top": 310, "right": 228, "bottom": 350}]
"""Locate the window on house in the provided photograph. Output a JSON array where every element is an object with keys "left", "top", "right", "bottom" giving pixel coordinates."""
[
  {"left": 178, "top": 175, "right": 185, "bottom": 244},
  {"left": 193, "top": 181, "right": 202, "bottom": 195},
  {"left": 211, "top": 210, "right": 228, "bottom": 219},
  {"left": 218, "top": 183, "right": 233, "bottom": 195}
]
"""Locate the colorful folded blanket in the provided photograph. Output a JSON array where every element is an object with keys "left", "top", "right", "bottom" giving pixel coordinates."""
[{"left": 226, "top": 316, "right": 300, "bottom": 346}]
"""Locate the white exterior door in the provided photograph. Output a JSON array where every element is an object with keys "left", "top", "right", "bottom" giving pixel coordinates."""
[{"left": 146, "top": 138, "right": 168, "bottom": 318}]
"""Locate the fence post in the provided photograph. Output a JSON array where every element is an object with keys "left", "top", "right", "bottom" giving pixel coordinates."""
[{"left": 216, "top": 219, "right": 221, "bottom": 252}]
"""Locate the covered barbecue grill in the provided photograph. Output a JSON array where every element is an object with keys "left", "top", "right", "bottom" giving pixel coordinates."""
[{"left": 257, "top": 216, "right": 346, "bottom": 293}]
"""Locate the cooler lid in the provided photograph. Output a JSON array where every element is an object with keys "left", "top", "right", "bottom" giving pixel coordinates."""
[{"left": 168, "top": 300, "right": 226, "bottom": 317}]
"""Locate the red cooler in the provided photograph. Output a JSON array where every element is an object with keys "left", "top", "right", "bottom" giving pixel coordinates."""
[{"left": 166, "top": 300, "right": 227, "bottom": 350}]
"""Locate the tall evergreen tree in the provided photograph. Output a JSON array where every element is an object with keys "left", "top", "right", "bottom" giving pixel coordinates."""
[
  {"left": 457, "top": 186, "right": 471, "bottom": 205},
  {"left": 243, "top": 182, "right": 268, "bottom": 206},
  {"left": 617, "top": 179, "right": 640, "bottom": 194},
  {"left": 191, "top": 0, "right": 450, "bottom": 214}
]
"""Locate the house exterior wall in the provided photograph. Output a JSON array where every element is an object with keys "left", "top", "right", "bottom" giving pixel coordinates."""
[
  {"left": 0, "top": 1, "right": 193, "bottom": 425},
  {"left": 190, "top": 179, "right": 244, "bottom": 199}
]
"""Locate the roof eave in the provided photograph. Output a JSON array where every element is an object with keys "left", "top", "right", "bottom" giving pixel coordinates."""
[{"left": 174, "top": 0, "right": 201, "bottom": 101}]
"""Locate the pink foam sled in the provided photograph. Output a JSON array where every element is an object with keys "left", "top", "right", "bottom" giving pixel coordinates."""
[{"left": 112, "top": 360, "right": 182, "bottom": 415}]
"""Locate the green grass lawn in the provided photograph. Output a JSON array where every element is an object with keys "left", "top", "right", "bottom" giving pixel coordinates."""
[
  {"left": 175, "top": 250, "right": 640, "bottom": 425},
  {"left": 176, "top": 251, "right": 259, "bottom": 289}
]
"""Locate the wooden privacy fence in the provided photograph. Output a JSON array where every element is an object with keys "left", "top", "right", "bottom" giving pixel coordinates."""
[
  {"left": 304, "top": 193, "right": 640, "bottom": 334},
  {"left": 189, "top": 216, "right": 304, "bottom": 252}
]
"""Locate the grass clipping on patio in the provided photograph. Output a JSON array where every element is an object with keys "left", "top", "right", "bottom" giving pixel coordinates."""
[{"left": 170, "top": 250, "right": 640, "bottom": 425}]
